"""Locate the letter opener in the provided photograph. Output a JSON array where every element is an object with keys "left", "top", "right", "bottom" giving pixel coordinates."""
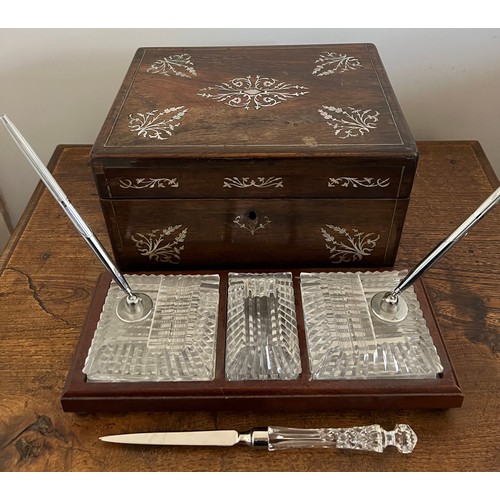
[{"left": 100, "top": 423, "right": 417, "bottom": 453}]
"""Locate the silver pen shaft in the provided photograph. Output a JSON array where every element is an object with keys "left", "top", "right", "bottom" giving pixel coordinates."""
[
  {"left": 393, "top": 185, "right": 500, "bottom": 296},
  {"left": 0, "top": 114, "right": 135, "bottom": 300}
]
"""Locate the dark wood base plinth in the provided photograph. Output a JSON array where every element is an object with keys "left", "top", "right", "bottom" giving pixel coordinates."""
[{"left": 61, "top": 269, "right": 463, "bottom": 413}]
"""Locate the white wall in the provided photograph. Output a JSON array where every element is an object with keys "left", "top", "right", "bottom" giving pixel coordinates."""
[
  {"left": 0, "top": 215, "right": 9, "bottom": 252},
  {"left": 1, "top": 28, "right": 499, "bottom": 252}
]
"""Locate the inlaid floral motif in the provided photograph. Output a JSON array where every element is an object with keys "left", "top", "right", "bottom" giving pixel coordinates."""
[
  {"left": 328, "top": 177, "right": 390, "bottom": 189},
  {"left": 147, "top": 54, "right": 197, "bottom": 78},
  {"left": 131, "top": 225, "right": 188, "bottom": 264},
  {"left": 223, "top": 176, "right": 283, "bottom": 189},
  {"left": 318, "top": 105, "right": 379, "bottom": 139},
  {"left": 118, "top": 178, "right": 179, "bottom": 189},
  {"left": 233, "top": 214, "right": 271, "bottom": 235},
  {"left": 198, "top": 75, "right": 309, "bottom": 110},
  {"left": 321, "top": 225, "right": 380, "bottom": 263},
  {"left": 313, "top": 52, "right": 363, "bottom": 76},
  {"left": 128, "top": 107, "right": 188, "bottom": 140}
]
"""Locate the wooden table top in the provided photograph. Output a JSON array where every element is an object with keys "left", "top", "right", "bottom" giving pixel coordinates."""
[{"left": 0, "top": 141, "right": 498, "bottom": 472}]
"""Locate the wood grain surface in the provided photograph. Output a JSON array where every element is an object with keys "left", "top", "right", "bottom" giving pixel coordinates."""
[{"left": 0, "top": 142, "right": 498, "bottom": 471}]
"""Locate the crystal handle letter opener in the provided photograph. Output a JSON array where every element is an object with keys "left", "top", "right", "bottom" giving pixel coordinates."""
[
  {"left": 100, "top": 423, "right": 417, "bottom": 453},
  {"left": 0, "top": 114, "right": 153, "bottom": 322}
]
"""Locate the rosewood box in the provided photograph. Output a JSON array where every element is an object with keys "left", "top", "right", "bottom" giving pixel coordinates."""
[{"left": 90, "top": 44, "right": 418, "bottom": 271}]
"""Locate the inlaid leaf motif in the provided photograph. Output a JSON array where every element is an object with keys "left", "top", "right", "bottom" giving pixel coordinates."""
[
  {"left": 223, "top": 176, "right": 283, "bottom": 189},
  {"left": 233, "top": 215, "right": 272, "bottom": 235},
  {"left": 131, "top": 225, "right": 188, "bottom": 263},
  {"left": 128, "top": 107, "right": 188, "bottom": 140},
  {"left": 321, "top": 225, "right": 380, "bottom": 263},
  {"left": 313, "top": 52, "right": 363, "bottom": 76},
  {"left": 198, "top": 75, "right": 309, "bottom": 110},
  {"left": 318, "top": 105, "right": 379, "bottom": 139},
  {"left": 328, "top": 177, "right": 390, "bottom": 188},
  {"left": 147, "top": 54, "right": 197, "bottom": 78},
  {"left": 118, "top": 178, "right": 179, "bottom": 189}
]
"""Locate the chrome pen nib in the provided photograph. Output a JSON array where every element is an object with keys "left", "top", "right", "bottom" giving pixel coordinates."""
[
  {"left": 371, "top": 185, "right": 500, "bottom": 323},
  {"left": 0, "top": 114, "right": 153, "bottom": 323}
]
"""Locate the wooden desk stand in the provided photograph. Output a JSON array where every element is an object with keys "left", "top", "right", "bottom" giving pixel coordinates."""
[{"left": 61, "top": 270, "right": 463, "bottom": 413}]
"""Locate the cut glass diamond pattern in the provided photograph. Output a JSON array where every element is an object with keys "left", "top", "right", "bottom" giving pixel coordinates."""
[
  {"left": 225, "top": 273, "right": 301, "bottom": 380},
  {"left": 83, "top": 274, "right": 220, "bottom": 382},
  {"left": 301, "top": 271, "right": 444, "bottom": 380},
  {"left": 83, "top": 271, "right": 443, "bottom": 385}
]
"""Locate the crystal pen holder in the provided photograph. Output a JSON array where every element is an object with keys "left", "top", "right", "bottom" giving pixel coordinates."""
[
  {"left": 301, "top": 271, "right": 443, "bottom": 380},
  {"left": 225, "top": 273, "right": 301, "bottom": 381},
  {"left": 82, "top": 270, "right": 443, "bottom": 383},
  {"left": 83, "top": 274, "right": 220, "bottom": 382},
  {"left": 63, "top": 268, "right": 463, "bottom": 413}
]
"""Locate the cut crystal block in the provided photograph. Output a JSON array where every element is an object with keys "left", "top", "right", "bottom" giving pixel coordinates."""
[
  {"left": 83, "top": 274, "right": 220, "bottom": 382},
  {"left": 301, "top": 271, "right": 443, "bottom": 380},
  {"left": 225, "top": 272, "right": 301, "bottom": 381}
]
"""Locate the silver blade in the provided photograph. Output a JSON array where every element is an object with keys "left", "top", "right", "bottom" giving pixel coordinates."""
[{"left": 99, "top": 430, "right": 240, "bottom": 447}]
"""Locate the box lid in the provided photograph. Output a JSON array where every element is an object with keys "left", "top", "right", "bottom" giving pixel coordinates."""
[{"left": 91, "top": 44, "right": 417, "bottom": 159}]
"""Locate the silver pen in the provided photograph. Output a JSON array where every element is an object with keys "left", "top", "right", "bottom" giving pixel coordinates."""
[
  {"left": 371, "top": 185, "right": 500, "bottom": 322},
  {"left": 0, "top": 114, "right": 153, "bottom": 322},
  {"left": 100, "top": 423, "right": 417, "bottom": 453}
]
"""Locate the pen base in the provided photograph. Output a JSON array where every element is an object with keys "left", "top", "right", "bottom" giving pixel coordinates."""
[
  {"left": 116, "top": 293, "right": 154, "bottom": 323},
  {"left": 370, "top": 291, "right": 409, "bottom": 323}
]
